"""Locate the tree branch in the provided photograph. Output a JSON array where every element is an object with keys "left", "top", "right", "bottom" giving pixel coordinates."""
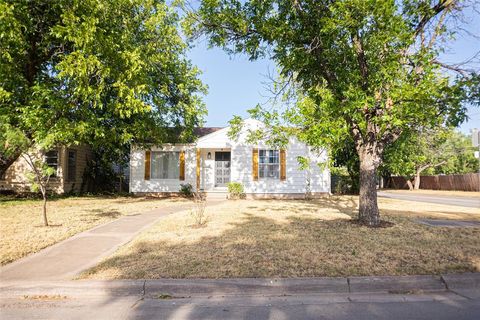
[{"left": 414, "top": 0, "right": 456, "bottom": 37}]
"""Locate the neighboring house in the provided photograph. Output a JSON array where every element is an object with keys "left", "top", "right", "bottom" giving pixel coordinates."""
[
  {"left": 130, "top": 119, "right": 330, "bottom": 198},
  {"left": 0, "top": 145, "right": 92, "bottom": 194}
]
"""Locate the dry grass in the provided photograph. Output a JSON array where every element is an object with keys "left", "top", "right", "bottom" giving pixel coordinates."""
[
  {"left": 81, "top": 196, "right": 480, "bottom": 279},
  {"left": 0, "top": 195, "right": 188, "bottom": 265},
  {"left": 383, "top": 189, "right": 480, "bottom": 198}
]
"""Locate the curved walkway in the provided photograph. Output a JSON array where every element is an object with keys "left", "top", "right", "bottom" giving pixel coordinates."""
[{"left": 0, "top": 200, "right": 225, "bottom": 281}]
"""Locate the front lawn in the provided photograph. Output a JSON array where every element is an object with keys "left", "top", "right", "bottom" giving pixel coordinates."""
[
  {"left": 0, "top": 195, "right": 188, "bottom": 266},
  {"left": 80, "top": 196, "right": 480, "bottom": 279}
]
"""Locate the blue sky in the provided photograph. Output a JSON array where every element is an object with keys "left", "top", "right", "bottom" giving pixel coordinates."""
[{"left": 187, "top": 9, "right": 479, "bottom": 134}]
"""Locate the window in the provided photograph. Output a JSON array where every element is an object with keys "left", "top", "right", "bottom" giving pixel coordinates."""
[
  {"left": 44, "top": 150, "right": 59, "bottom": 177},
  {"left": 259, "top": 149, "right": 279, "bottom": 179},
  {"left": 151, "top": 151, "right": 180, "bottom": 179},
  {"left": 67, "top": 150, "right": 77, "bottom": 181}
]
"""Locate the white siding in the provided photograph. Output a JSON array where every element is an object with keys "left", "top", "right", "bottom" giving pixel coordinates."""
[
  {"left": 129, "top": 119, "right": 330, "bottom": 194},
  {"left": 230, "top": 137, "right": 329, "bottom": 194},
  {"left": 129, "top": 145, "right": 196, "bottom": 193}
]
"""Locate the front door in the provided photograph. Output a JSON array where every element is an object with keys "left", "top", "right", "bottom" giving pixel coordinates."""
[{"left": 215, "top": 152, "right": 231, "bottom": 187}]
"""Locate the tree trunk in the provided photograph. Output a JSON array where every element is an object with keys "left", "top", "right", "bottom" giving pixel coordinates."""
[
  {"left": 41, "top": 191, "right": 48, "bottom": 227},
  {"left": 406, "top": 179, "right": 414, "bottom": 190},
  {"left": 358, "top": 150, "right": 380, "bottom": 226},
  {"left": 413, "top": 171, "right": 421, "bottom": 190}
]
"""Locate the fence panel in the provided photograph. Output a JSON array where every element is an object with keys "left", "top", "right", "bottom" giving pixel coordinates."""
[{"left": 386, "top": 173, "right": 479, "bottom": 192}]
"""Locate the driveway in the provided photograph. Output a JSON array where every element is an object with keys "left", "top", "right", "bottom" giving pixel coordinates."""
[{"left": 378, "top": 191, "right": 480, "bottom": 208}]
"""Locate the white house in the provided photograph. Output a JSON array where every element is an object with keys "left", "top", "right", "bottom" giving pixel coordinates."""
[{"left": 129, "top": 119, "right": 330, "bottom": 198}]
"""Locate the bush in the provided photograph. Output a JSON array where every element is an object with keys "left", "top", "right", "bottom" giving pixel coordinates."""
[
  {"left": 179, "top": 183, "right": 193, "bottom": 197},
  {"left": 190, "top": 192, "right": 207, "bottom": 227},
  {"left": 227, "top": 182, "right": 246, "bottom": 199}
]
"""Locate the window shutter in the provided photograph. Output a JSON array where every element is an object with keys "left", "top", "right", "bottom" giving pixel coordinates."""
[
  {"left": 280, "top": 149, "right": 286, "bottom": 181},
  {"left": 144, "top": 150, "right": 151, "bottom": 181},
  {"left": 179, "top": 151, "right": 185, "bottom": 180},
  {"left": 252, "top": 148, "right": 259, "bottom": 181}
]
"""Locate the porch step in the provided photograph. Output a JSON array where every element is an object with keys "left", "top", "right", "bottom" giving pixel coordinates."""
[{"left": 204, "top": 191, "right": 228, "bottom": 199}]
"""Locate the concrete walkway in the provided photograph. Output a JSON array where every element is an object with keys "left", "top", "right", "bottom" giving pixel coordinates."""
[
  {"left": 0, "top": 200, "right": 225, "bottom": 281},
  {"left": 1, "top": 274, "right": 479, "bottom": 319},
  {"left": 378, "top": 191, "right": 480, "bottom": 208}
]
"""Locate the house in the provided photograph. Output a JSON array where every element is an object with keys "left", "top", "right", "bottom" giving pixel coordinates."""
[
  {"left": 130, "top": 119, "right": 330, "bottom": 198},
  {"left": 0, "top": 145, "right": 92, "bottom": 194}
]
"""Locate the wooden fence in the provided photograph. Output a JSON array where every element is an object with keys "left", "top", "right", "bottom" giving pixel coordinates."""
[{"left": 387, "top": 173, "right": 480, "bottom": 192}]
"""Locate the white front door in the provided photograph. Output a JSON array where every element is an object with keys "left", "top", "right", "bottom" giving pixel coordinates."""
[{"left": 214, "top": 152, "right": 231, "bottom": 187}]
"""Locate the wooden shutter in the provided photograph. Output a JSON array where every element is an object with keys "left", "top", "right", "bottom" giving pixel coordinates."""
[
  {"left": 144, "top": 150, "right": 151, "bottom": 181},
  {"left": 179, "top": 151, "right": 185, "bottom": 180},
  {"left": 196, "top": 148, "right": 200, "bottom": 190},
  {"left": 252, "top": 148, "right": 259, "bottom": 181},
  {"left": 280, "top": 149, "right": 286, "bottom": 181}
]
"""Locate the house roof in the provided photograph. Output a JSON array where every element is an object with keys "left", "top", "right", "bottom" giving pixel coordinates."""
[{"left": 193, "top": 127, "right": 224, "bottom": 137}]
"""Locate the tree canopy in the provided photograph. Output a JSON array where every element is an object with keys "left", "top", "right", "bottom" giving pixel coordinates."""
[
  {"left": 188, "top": 0, "right": 480, "bottom": 225},
  {"left": 383, "top": 127, "right": 478, "bottom": 189},
  {"left": 0, "top": 0, "right": 206, "bottom": 177}
]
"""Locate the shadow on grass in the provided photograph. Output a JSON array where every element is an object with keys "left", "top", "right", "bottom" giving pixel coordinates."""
[
  {"left": 87, "top": 209, "right": 122, "bottom": 219},
  {"left": 83, "top": 201, "right": 479, "bottom": 280}
]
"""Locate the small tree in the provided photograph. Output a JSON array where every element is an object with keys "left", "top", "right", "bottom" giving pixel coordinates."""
[
  {"left": 22, "top": 150, "right": 56, "bottom": 226},
  {"left": 383, "top": 128, "right": 462, "bottom": 190},
  {"left": 191, "top": 192, "right": 207, "bottom": 227}
]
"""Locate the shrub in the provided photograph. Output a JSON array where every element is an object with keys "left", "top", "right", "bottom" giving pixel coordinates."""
[
  {"left": 190, "top": 192, "right": 207, "bottom": 227},
  {"left": 227, "top": 182, "right": 246, "bottom": 200},
  {"left": 179, "top": 183, "right": 193, "bottom": 197}
]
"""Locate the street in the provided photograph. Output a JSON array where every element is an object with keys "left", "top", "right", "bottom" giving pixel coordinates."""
[
  {"left": 1, "top": 275, "right": 479, "bottom": 320},
  {"left": 378, "top": 191, "right": 480, "bottom": 208}
]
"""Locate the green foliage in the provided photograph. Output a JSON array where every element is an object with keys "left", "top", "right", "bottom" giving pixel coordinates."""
[
  {"left": 227, "top": 182, "right": 246, "bottom": 199},
  {"left": 179, "top": 183, "right": 194, "bottom": 197},
  {"left": 22, "top": 151, "right": 56, "bottom": 193},
  {"left": 187, "top": 0, "right": 478, "bottom": 151},
  {"left": 383, "top": 128, "right": 478, "bottom": 178},
  {"left": 0, "top": 0, "right": 206, "bottom": 173},
  {"left": 188, "top": 0, "right": 479, "bottom": 222}
]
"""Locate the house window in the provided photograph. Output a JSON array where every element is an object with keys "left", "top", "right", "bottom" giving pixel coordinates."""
[
  {"left": 44, "top": 150, "right": 59, "bottom": 177},
  {"left": 67, "top": 150, "right": 77, "bottom": 181},
  {"left": 259, "top": 149, "right": 279, "bottom": 179},
  {"left": 151, "top": 151, "right": 179, "bottom": 179}
]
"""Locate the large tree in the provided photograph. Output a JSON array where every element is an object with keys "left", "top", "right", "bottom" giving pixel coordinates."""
[
  {"left": 187, "top": 0, "right": 479, "bottom": 226},
  {"left": 0, "top": 0, "right": 206, "bottom": 178}
]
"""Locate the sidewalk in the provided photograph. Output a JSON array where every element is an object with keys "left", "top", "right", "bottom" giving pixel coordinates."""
[
  {"left": 1, "top": 274, "right": 479, "bottom": 320},
  {"left": 2, "top": 273, "right": 478, "bottom": 298},
  {"left": 0, "top": 200, "right": 225, "bottom": 281}
]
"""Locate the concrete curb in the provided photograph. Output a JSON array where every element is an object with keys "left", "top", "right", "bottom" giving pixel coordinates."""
[{"left": 1, "top": 273, "right": 478, "bottom": 298}]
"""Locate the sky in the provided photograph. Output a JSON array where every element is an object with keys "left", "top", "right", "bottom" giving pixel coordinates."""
[{"left": 187, "top": 7, "right": 480, "bottom": 134}]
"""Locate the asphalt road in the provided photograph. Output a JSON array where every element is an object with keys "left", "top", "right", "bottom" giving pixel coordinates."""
[{"left": 377, "top": 191, "right": 480, "bottom": 208}]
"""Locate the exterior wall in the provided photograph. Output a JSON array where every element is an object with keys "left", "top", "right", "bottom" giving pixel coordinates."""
[
  {"left": 0, "top": 145, "right": 92, "bottom": 194},
  {"left": 62, "top": 145, "right": 93, "bottom": 193},
  {"left": 130, "top": 119, "right": 331, "bottom": 195},
  {"left": 129, "top": 145, "right": 196, "bottom": 193},
  {"left": 230, "top": 138, "right": 330, "bottom": 195}
]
